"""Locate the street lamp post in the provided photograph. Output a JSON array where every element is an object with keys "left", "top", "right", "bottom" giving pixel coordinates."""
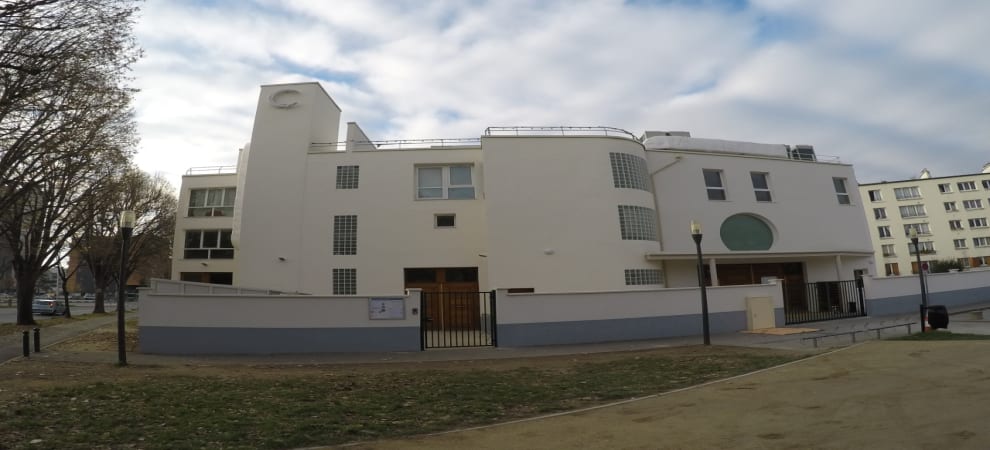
[
  {"left": 909, "top": 228, "right": 929, "bottom": 333},
  {"left": 691, "top": 220, "right": 711, "bottom": 345},
  {"left": 117, "top": 210, "right": 135, "bottom": 365}
]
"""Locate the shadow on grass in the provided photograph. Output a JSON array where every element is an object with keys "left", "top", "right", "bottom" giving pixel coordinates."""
[{"left": 891, "top": 330, "right": 990, "bottom": 341}]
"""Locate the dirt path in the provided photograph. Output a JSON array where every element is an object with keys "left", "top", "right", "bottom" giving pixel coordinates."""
[{"left": 346, "top": 341, "right": 990, "bottom": 449}]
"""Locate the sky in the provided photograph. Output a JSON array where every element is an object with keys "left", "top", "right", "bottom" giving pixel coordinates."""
[{"left": 131, "top": 0, "right": 990, "bottom": 190}]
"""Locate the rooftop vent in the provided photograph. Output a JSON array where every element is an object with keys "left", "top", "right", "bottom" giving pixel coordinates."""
[{"left": 641, "top": 130, "right": 691, "bottom": 140}]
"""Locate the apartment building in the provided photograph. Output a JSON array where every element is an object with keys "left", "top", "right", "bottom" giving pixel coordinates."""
[
  {"left": 171, "top": 82, "right": 875, "bottom": 315},
  {"left": 860, "top": 166, "right": 990, "bottom": 277}
]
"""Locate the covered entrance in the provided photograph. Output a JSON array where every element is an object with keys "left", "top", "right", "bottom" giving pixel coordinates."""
[{"left": 404, "top": 267, "right": 496, "bottom": 349}]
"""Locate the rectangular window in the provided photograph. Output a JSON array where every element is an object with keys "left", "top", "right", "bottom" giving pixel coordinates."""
[
  {"left": 894, "top": 186, "right": 921, "bottom": 200},
  {"left": 898, "top": 204, "right": 927, "bottom": 218},
  {"left": 624, "top": 269, "right": 664, "bottom": 286},
  {"left": 751, "top": 172, "right": 772, "bottom": 202},
  {"left": 970, "top": 218, "right": 988, "bottom": 228},
  {"left": 833, "top": 178, "right": 850, "bottom": 204},
  {"left": 938, "top": 183, "right": 952, "bottom": 193},
  {"left": 949, "top": 220, "right": 963, "bottom": 230},
  {"left": 881, "top": 244, "right": 896, "bottom": 257},
  {"left": 963, "top": 199, "right": 983, "bottom": 210},
  {"left": 873, "top": 208, "right": 887, "bottom": 219},
  {"left": 958, "top": 181, "right": 977, "bottom": 191},
  {"left": 908, "top": 241, "right": 935, "bottom": 255},
  {"left": 954, "top": 239, "right": 968, "bottom": 249},
  {"left": 944, "top": 201, "right": 958, "bottom": 212},
  {"left": 416, "top": 165, "right": 475, "bottom": 200},
  {"left": 884, "top": 263, "right": 899, "bottom": 276},
  {"left": 332, "top": 215, "right": 357, "bottom": 255},
  {"left": 188, "top": 188, "right": 236, "bottom": 217},
  {"left": 332, "top": 268, "right": 356, "bottom": 295},
  {"left": 335, "top": 165, "right": 360, "bottom": 189},
  {"left": 618, "top": 205, "right": 659, "bottom": 241},
  {"left": 878, "top": 226, "right": 891, "bottom": 238},
  {"left": 983, "top": 180, "right": 990, "bottom": 190},
  {"left": 183, "top": 229, "right": 234, "bottom": 259},
  {"left": 959, "top": 258, "right": 972, "bottom": 268},
  {"left": 609, "top": 153, "right": 651, "bottom": 191},
  {"left": 435, "top": 214, "right": 456, "bottom": 228},
  {"left": 703, "top": 169, "right": 726, "bottom": 200},
  {"left": 903, "top": 223, "right": 931, "bottom": 236},
  {"left": 974, "top": 237, "right": 990, "bottom": 248},
  {"left": 868, "top": 190, "right": 883, "bottom": 202}
]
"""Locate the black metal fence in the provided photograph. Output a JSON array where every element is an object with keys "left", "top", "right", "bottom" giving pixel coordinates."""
[
  {"left": 785, "top": 279, "right": 866, "bottom": 324},
  {"left": 421, "top": 291, "right": 497, "bottom": 349}
]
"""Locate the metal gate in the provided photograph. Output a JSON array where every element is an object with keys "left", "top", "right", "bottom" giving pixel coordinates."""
[
  {"left": 785, "top": 279, "right": 866, "bottom": 324},
  {"left": 420, "top": 290, "right": 497, "bottom": 349}
]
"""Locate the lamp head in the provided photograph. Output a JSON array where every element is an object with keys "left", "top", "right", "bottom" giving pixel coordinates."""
[
  {"left": 909, "top": 227, "right": 918, "bottom": 240},
  {"left": 119, "top": 210, "right": 136, "bottom": 229},
  {"left": 690, "top": 220, "right": 702, "bottom": 236}
]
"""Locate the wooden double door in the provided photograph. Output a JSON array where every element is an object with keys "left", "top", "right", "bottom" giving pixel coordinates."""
[
  {"left": 716, "top": 262, "right": 806, "bottom": 311},
  {"left": 404, "top": 267, "right": 480, "bottom": 330}
]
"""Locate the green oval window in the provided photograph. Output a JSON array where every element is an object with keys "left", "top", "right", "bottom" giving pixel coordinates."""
[{"left": 720, "top": 214, "right": 773, "bottom": 251}]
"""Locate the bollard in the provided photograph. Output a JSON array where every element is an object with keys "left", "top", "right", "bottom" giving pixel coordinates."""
[
  {"left": 33, "top": 328, "right": 41, "bottom": 353},
  {"left": 22, "top": 331, "right": 30, "bottom": 357}
]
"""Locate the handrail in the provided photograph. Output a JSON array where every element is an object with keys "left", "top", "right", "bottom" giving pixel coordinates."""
[
  {"left": 185, "top": 166, "right": 237, "bottom": 175},
  {"left": 484, "top": 126, "right": 639, "bottom": 140},
  {"left": 310, "top": 138, "right": 481, "bottom": 152}
]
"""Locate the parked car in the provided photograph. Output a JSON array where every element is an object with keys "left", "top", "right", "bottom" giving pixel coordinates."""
[
  {"left": 32, "top": 298, "right": 66, "bottom": 316},
  {"left": 82, "top": 293, "right": 95, "bottom": 301}
]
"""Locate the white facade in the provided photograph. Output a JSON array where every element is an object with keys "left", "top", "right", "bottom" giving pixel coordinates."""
[
  {"left": 171, "top": 82, "right": 875, "bottom": 300},
  {"left": 859, "top": 166, "right": 990, "bottom": 277}
]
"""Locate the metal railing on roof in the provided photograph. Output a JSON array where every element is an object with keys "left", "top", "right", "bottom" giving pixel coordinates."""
[
  {"left": 484, "top": 126, "right": 639, "bottom": 140},
  {"left": 310, "top": 138, "right": 481, "bottom": 152},
  {"left": 185, "top": 166, "right": 237, "bottom": 176}
]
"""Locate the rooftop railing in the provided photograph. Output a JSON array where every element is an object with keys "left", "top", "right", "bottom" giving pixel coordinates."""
[
  {"left": 484, "top": 126, "right": 639, "bottom": 140},
  {"left": 185, "top": 166, "right": 237, "bottom": 176},
  {"left": 310, "top": 138, "right": 481, "bottom": 152}
]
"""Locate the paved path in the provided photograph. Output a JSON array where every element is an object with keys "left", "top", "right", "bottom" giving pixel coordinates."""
[{"left": 0, "top": 312, "right": 124, "bottom": 364}]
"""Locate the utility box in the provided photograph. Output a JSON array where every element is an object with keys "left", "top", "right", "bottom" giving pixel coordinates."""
[
  {"left": 746, "top": 296, "right": 775, "bottom": 330},
  {"left": 928, "top": 305, "right": 949, "bottom": 329}
]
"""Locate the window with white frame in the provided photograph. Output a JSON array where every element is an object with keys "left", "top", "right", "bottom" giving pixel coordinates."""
[
  {"left": 894, "top": 186, "right": 921, "bottom": 200},
  {"left": 954, "top": 238, "right": 969, "bottom": 249},
  {"left": 435, "top": 214, "right": 456, "bottom": 228},
  {"left": 945, "top": 201, "right": 958, "bottom": 212},
  {"left": 416, "top": 165, "right": 475, "bottom": 200},
  {"left": 873, "top": 208, "right": 887, "bottom": 220},
  {"left": 751, "top": 172, "right": 772, "bottom": 202},
  {"left": 332, "top": 215, "right": 357, "bottom": 255},
  {"left": 703, "top": 169, "right": 726, "bottom": 200},
  {"left": 969, "top": 218, "right": 988, "bottom": 228},
  {"left": 618, "top": 205, "right": 658, "bottom": 241},
  {"left": 899, "top": 204, "right": 926, "bottom": 218},
  {"left": 833, "top": 178, "right": 850, "bottom": 204},
  {"left": 959, "top": 258, "right": 972, "bottom": 268},
  {"left": 184, "top": 229, "right": 234, "bottom": 259},
  {"left": 983, "top": 180, "right": 990, "bottom": 190},
  {"left": 908, "top": 241, "right": 934, "bottom": 255},
  {"left": 609, "top": 153, "right": 650, "bottom": 191},
  {"left": 903, "top": 223, "right": 931, "bottom": 236},
  {"left": 878, "top": 226, "right": 891, "bottom": 238},
  {"left": 949, "top": 219, "right": 963, "bottom": 230},
  {"left": 868, "top": 190, "right": 883, "bottom": 202},
  {"left": 624, "top": 269, "right": 664, "bottom": 286},
  {"left": 974, "top": 237, "right": 990, "bottom": 248},
  {"left": 332, "top": 268, "right": 356, "bottom": 295},
  {"left": 958, "top": 181, "right": 977, "bottom": 191},
  {"left": 884, "top": 263, "right": 899, "bottom": 276},
  {"left": 188, "top": 188, "right": 236, "bottom": 217},
  {"left": 335, "top": 165, "right": 360, "bottom": 189},
  {"left": 938, "top": 183, "right": 952, "bottom": 193},
  {"left": 881, "top": 244, "right": 896, "bottom": 257},
  {"left": 963, "top": 199, "right": 983, "bottom": 210}
]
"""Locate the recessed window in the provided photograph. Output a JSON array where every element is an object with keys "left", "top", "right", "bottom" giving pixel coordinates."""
[
  {"left": 983, "top": 180, "right": 990, "bottom": 190},
  {"left": 751, "top": 172, "right": 772, "bottom": 202},
  {"left": 944, "top": 201, "right": 958, "bottom": 212},
  {"left": 881, "top": 244, "right": 895, "bottom": 257},
  {"left": 188, "top": 188, "right": 235, "bottom": 217},
  {"left": 868, "top": 190, "right": 883, "bottom": 202},
  {"left": 963, "top": 199, "right": 983, "bottom": 210},
  {"left": 609, "top": 152, "right": 650, "bottom": 191},
  {"left": 336, "top": 165, "right": 360, "bottom": 189},
  {"left": 894, "top": 186, "right": 921, "bottom": 200},
  {"left": 703, "top": 169, "right": 726, "bottom": 200},
  {"left": 332, "top": 268, "right": 356, "bottom": 295},
  {"left": 958, "top": 181, "right": 977, "bottom": 192},
  {"left": 833, "top": 178, "right": 850, "bottom": 204},
  {"left": 184, "top": 229, "right": 234, "bottom": 259},
  {"left": 949, "top": 220, "right": 963, "bottom": 230},
  {"left": 617, "top": 205, "right": 658, "bottom": 241},
  {"left": 417, "top": 165, "right": 475, "bottom": 200},
  {"left": 975, "top": 237, "right": 990, "bottom": 248},
  {"left": 908, "top": 241, "right": 934, "bottom": 255},
  {"left": 624, "top": 269, "right": 663, "bottom": 286},
  {"left": 878, "top": 226, "right": 891, "bottom": 238},
  {"left": 954, "top": 239, "right": 968, "bottom": 249},
  {"left": 333, "top": 215, "right": 357, "bottom": 255},
  {"left": 938, "top": 183, "right": 952, "bottom": 193},
  {"left": 969, "top": 218, "right": 988, "bottom": 228},
  {"left": 903, "top": 223, "right": 930, "bottom": 236},
  {"left": 873, "top": 208, "right": 887, "bottom": 220},
  {"left": 899, "top": 204, "right": 926, "bottom": 218},
  {"left": 884, "top": 263, "right": 900, "bottom": 276},
  {"left": 435, "top": 214, "right": 456, "bottom": 228}
]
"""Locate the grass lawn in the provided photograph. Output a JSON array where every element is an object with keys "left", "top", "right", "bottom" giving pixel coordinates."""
[
  {"left": 0, "top": 312, "right": 111, "bottom": 338},
  {"left": 0, "top": 339, "right": 806, "bottom": 449},
  {"left": 892, "top": 330, "right": 990, "bottom": 341}
]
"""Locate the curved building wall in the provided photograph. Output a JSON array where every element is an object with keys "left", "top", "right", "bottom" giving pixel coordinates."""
[{"left": 482, "top": 136, "right": 660, "bottom": 293}]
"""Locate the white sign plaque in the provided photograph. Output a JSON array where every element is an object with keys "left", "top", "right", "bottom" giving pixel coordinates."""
[{"left": 369, "top": 297, "right": 405, "bottom": 320}]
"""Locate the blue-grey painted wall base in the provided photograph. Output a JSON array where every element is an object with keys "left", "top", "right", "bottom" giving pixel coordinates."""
[
  {"left": 868, "top": 286, "right": 990, "bottom": 317},
  {"left": 140, "top": 327, "right": 420, "bottom": 354}
]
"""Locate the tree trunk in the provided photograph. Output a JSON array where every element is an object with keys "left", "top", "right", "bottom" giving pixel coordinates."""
[
  {"left": 15, "top": 271, "right": 37, "bottom": 325},
  {"left": 62, "top": 288, "right": 72, "bottom": 318},
  {"left": 93, "top": 287, "right": 106, "bottom": 314}
]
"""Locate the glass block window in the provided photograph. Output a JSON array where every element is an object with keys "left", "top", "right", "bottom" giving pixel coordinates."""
[
  {"left": 336, "top": 165, "right": 359, "bottom": 189},
  {"left": 624, "top": 269, "right": 663, "bottom": 286},
  {"left": 184, "top": 229, "right": 234, "bottom": 259},
  {"left": 618, "top": 205, "right": 658, "bottom": 241},
  {"left": 332, "top": 268, "right": 356, "bottom": 295},
  {"left": 333, "top": 215, "right": 357, "bottom": 255},
  {"left": 609, "top": 152, "right": 650, "bottom": 191},
  {"left": 188, "top": 188, "right": 235, "bottom": 217}
]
